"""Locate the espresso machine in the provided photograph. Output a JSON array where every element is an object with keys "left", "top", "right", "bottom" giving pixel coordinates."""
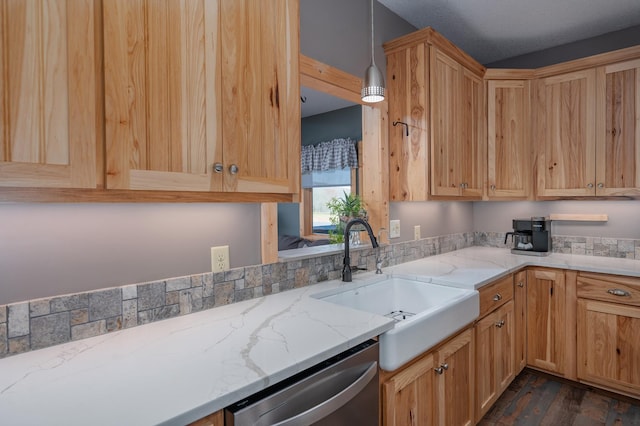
[{"left": 504, "top": 217, "right": 552, "bottom": 256}]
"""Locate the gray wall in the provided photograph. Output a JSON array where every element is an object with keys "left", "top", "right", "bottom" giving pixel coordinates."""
[
  {"left": 389, "top": 202, "right": 474, "bottom": 242},
  {"left": 302, "top": 105, "right": 362, "bottom": 147},
  {"left": 473, "top": 201, "right": 640, "bottom": 239},
  {"left": 300, "top": 0, "right": 416, "bottom": 77},
  {"left": 0, "top": 203, "right": 260, "bottom": 304}
]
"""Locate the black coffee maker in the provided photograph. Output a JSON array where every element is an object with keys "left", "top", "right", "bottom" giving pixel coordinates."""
[{"left": 504, "top": 217, "right": 552, "bottom": 256}]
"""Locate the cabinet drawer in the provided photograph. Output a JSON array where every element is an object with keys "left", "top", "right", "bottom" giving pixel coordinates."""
[
  {"left": 479, "top": 275, "right": 514, "bottom": 317},
  {"left": 577, "top": 272, "right": 640, "bottom": 307}
]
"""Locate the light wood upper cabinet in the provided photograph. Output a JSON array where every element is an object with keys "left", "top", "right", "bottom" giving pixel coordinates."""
[
  {"left": 486, "top": 78, "right": 531, "bottom": 199},
  {"left": 534, "top": 53, "right": 640, "bottom": 198},
  {"left": 535, "top": 69, "right": 597, "bottom": 197},
  {"left": 595, "top": 58, "right": 640, "bottom": 196},
  {"left": 384, "top": 28, "right": 485, "bottom": 201},
  {"left": 220, "top": 0, "right": 300, "bottom": 194},
  {"left": 104, "top": 0, "right": 299, "bottom": 194},
  {"left": 0, "top": 0, "right": 99, "bottom": 188},
  {"left": 387, "top": 43, "right": 429, "bottom": 201},
  {"left": 430, "top": 47, "right": 484, "bottom": 199},
  {"left": 526, "top": 268, "right": 566, "bottom": 375}
]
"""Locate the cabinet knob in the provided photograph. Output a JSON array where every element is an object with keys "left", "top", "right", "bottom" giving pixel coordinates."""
[
  {"left": 495, "top": 320, "right": 505, "bottom": 328},
  {"left": 587, "top": 183, "right": 594, "bottom": 189},
  {"left": 517, "top": 282, "right": 524, "bottom": 288},
  {"left": 434, "top": 363, "right": 449, "bottom": 374},
  {"left": 493, "top": 294, "right": 502, "bottom": 302},
  {"left": 597, "top": 183, "right": 604, "bottom": 189},
  {"left": 490, "top": 184, "right": 496, "bottom": 191},
  {"left": 607, "top": 289, "right": 631, "bottom": 297},
  {"left": 213, "top": 163, "right": 223, "bottom": 173},
  {"left": 229, "top": 164, "right": 239, "bottom": 175}
]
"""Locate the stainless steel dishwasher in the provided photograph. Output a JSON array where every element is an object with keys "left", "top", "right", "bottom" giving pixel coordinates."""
[{"left": 224, "top": 339, "right": 379, "bottom": 426}]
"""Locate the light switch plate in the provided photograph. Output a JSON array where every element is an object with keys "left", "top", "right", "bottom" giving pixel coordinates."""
[
  {"left": 414, "top": 225, "right": 421, "bottom": 240},
  {"left": 389, "top": 220, "right": 401, "bottom": 239},
  {"left": 211, "top": 246, "right": 230, "bottom": 273}
]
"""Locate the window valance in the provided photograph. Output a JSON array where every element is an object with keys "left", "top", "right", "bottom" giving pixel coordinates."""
[{"left": 301, "top": 138, "right": 358, "bottom": 173}]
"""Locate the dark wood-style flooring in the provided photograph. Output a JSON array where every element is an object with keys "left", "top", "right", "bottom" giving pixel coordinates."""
[{"left": 478, "top": 370, "right": 640, "bottom": 426}]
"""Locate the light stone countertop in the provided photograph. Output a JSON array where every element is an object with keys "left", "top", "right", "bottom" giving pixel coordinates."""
[
  {"left": 386, "top": 246, "right": 640, "bottom": 289},
  {"left": 1, "top": 247, "right": 639, "bottom": 425}
]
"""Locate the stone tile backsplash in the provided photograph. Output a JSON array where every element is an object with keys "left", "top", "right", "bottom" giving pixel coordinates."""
[{"left": 1, "top": 231, "right": 638, "bottom": 358}]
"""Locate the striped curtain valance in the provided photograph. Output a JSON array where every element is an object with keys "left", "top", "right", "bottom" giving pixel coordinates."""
[{"left": 301, "top": 138, "right": 358, "bottom": 173}]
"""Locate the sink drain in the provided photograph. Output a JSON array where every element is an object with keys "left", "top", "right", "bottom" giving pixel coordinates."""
[{"left": 385, "top": 310, "right": 416, "bottom": 322}]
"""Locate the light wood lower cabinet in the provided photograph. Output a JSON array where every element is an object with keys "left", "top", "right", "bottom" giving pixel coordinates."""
[
  {"left": 526, "top": 268, "right": 566, "bottom": 375},
  {"left": 382, "top": 350, "right": 436, "bottom": 425},
  {"left": 513, "top": 270, "right": 527, "bottom": 373},
  {"left": 577, "top": 272, "right": 640, "bottom": 398},
  {"left": 475, "top": 274, "right": 517, "bottom": 422},
  {"left": 475, "top": 300, "right": 515, "bottom": 421},
  {"left": 188, "top": 410, "right": 224, "bottom": 426},
  {"left": 382, "top": 328, "right": 474, "bottom": 426}
]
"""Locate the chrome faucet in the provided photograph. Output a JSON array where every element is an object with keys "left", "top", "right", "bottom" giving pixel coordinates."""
[{"left": 342, "top": 218, "right": 379, "bottom": 282}]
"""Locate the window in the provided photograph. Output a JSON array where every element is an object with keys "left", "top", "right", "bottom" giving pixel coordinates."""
[
  {"left": 302, "top": 168, "right": 354, "bottom": 233},
  {"left": 300, "top": 141, "right": 361, "bottom": 237}
]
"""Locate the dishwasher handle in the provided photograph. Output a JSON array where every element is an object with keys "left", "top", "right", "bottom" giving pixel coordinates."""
[{"left": 272, "top": 361, "right": 378, "bottom": 426}]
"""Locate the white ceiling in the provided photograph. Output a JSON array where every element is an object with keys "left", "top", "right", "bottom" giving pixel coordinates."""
[{"left": 378, "top": 0, "right": 640, "bottom": 64}]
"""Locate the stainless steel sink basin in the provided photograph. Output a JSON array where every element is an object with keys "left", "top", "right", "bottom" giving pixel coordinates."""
[{"left": 313, "top": 276, "right": 479, "bottom": 371}]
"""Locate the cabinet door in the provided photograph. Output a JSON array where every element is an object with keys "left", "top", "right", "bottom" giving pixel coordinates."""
[
  {"left": 220, "top": 0, "right": 300, "bottom": 194},
  {"left": 387, "top": 44, "right": 429, "bottom": 201},
  {"left": 487, "top": 80, "right": 531, "bottom": 199},
  {"left": 535, "top": 70, "right": 597, "bottom": 197},
  {"left": 430, "top": 47, "right": 483, "bottom": 199},
  {"left": 435, "top": 328, "right": 474, "bottom": 426},
  {"left": 526, "top": 268, "right": 566, "bottom": 374},
  {"left": 514, "top": 270, "right": 527, "bottom": 373},
  {"left": 382, "top": 352, "right": 436, "bottom": 426},
  {"left": 104, "top": 0, "right": 299, "bottom": 194},
  {"left": 577, "top": 299, "right": 640, "bottom": 397},
  {"left": 595, "top": 58, "right": 640, "bottom": 197},
  {"left": 0, "top": 0, "right": 98, "bottom": 188},
  {"left": 475, "top": 301, "right": 515, "bottom": 420},
  {"left": 430, "top": 47, "right": 461, "bottom": 197},
  {"left": 458, "top": 67, "right": 484, "bottom": 198},
  {"left": 104, "top": 0, "right": 222, "bottom": 191}
]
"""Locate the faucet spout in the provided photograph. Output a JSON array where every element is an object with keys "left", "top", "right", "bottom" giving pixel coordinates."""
[{"left": 342, "top": 218, "right": 379, "bottom": 282}]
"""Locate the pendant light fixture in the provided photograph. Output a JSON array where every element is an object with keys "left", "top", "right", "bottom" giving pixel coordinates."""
[{"left": 361, "top": 0, "right": 385, "bottom": 103}]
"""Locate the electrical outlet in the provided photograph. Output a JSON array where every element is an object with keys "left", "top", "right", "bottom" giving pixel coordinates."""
[
  {"left": 414, "top": 225, "right": 421, "bottom": 240},
  {"left": 389, "top": 220, "right": 401, "bottom": 239},
  {"left": 211, "top": 245, "right": 230, "bottom": 273}
]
